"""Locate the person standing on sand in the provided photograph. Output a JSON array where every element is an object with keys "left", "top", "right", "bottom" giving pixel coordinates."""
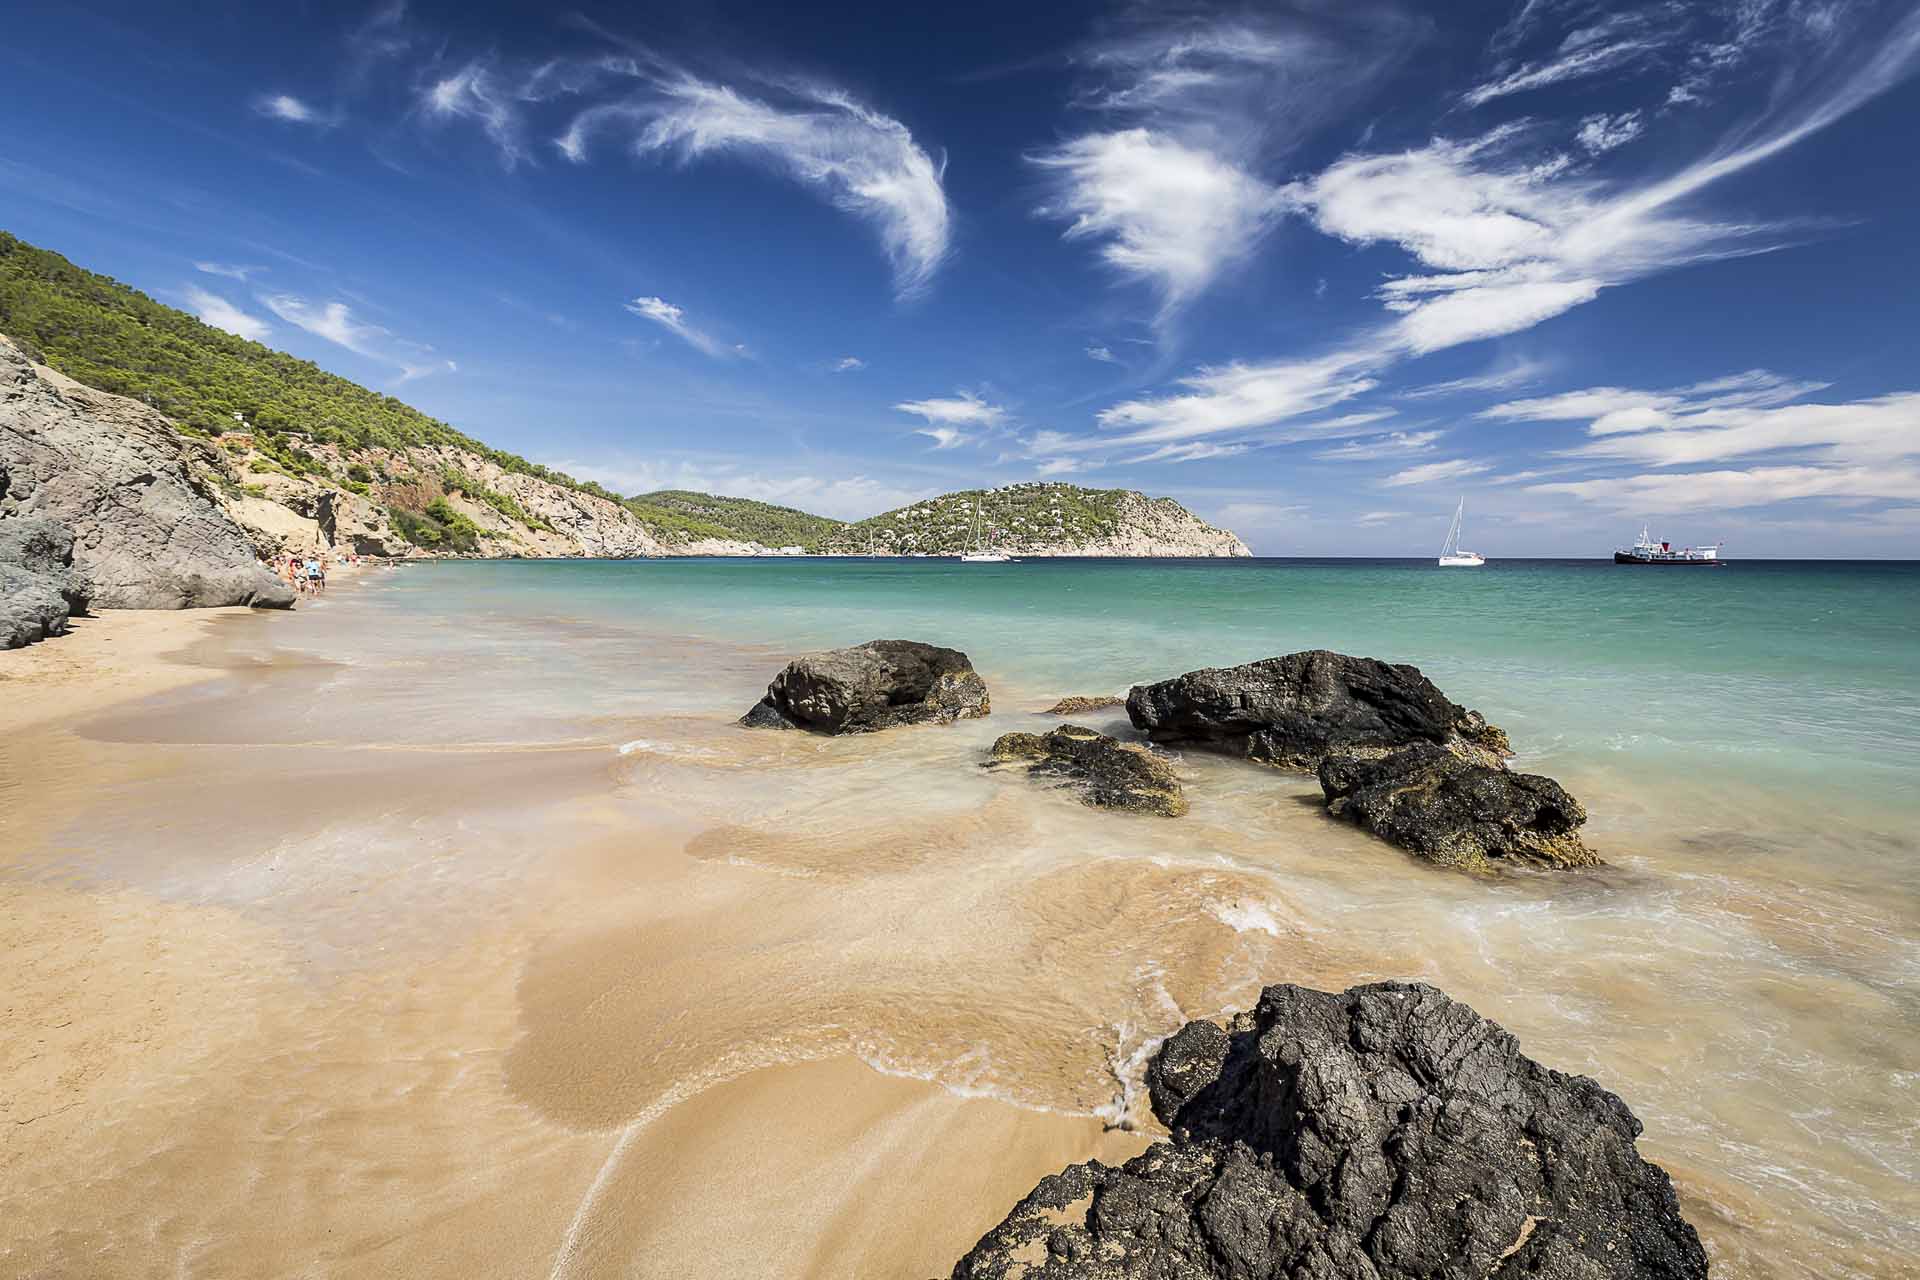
[
  {"left": 304, "top": 555, "right": 323, "bottom": 594},
  {"left": 285, "top": 554, "right": 304, "bottom": 595}
]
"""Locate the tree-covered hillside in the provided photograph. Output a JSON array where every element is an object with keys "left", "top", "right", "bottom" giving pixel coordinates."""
[
  {"left": 627, "top": 490, "right": 845, "bottom": 549},
  {"left": 0, "top": 231, "right": 604, "bottom": 496},
  {"left": 825, "top": 483, "right": 1134, "bottom": 554}
]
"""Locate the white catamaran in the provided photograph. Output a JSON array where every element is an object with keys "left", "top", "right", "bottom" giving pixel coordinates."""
[
  {"left": 959, "top": 492, "right": 1014, "bottom": 563},
  {"left": 1438, "top": 498, "right": 1486, "bottom": 567}
]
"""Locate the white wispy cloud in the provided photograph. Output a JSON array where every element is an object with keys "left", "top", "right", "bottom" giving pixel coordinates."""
[
  {"left": 894, "top": 391, "right": 1007, "bottom": 428},
  {"left": 1315, "top": 430, "right": 1443, "bottom": 462},
  {"left": 255, "top": 93, "right": 328, "bottom": 125},
  {"left": 832, "top": 356, "right": 866, "bottom": 373},
  {"left": 1086, "top": 344, "right": 1119, "bottom": 364},
  {"left": 560, "top": 67, "right": 950, "bottom": 298},
  {"left": 184, "top": 286, "right": 271, "bottom": 342},
  {"left": 1276, "top": 7, "right": 1920, "bottom": 357},
  {"left": 1092, "top": 349, "right": 1384, "bottom": 447},
  {"left": 1124, "top": 441, "right": 1251, "bottom": 464},
  {"left": 544, "top": 456, "right": 927, "bottom": 520},
  {"left": 1576, "top": 111, "right": 1645, "bottom": 154},
  {"left": 1399, "top": 359, "right": 1548, "bottom": 399},
  {"left": 1495, "top": 370, "right": 1920, "bottom": 512},
  {"left": 1034, "top": 129, "right": 1281, "bottom": 320},
  {"left": 915, "top": 427, "right": 970, "bottom": 450},
  {"left": 1036, "top": 10, "right": 1417, "bottom": 323},
  {"left": 624, "top": 295, "right": 739, "bottom": 358},
  {"left": 1462, "top": 37, "right": 1656, "bottom": 107},
  {"left": 260, "top": 292, "right": 453, "bottom": 381},
  {"left": 1383, "top": 458, "right": 1492, "bottom": 488},
  {"left": 194, "top": 261, "right": 261, "bottom": 282}
]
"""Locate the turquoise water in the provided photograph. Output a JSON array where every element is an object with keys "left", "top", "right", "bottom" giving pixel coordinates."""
[
  {"left": 379, "top": 556, "right": 1920, "bottom": 813},
  {"left": 124, "top": 554, "right": 1920, "bottom": 1276}
]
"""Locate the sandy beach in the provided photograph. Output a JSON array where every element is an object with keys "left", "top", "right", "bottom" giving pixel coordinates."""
[
  {"left": 4, "top": 561, "right": 1917, "bottom": 1279},
  {"left": 0, "top": 579, "right": 1148, "bottom": 1280}
]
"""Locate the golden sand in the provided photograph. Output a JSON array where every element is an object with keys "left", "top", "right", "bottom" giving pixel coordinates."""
[{"left": 3, "top": 575, "right": 1914, "bottom": 1279}]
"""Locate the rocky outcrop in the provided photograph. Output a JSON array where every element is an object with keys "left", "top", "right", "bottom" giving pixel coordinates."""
[
  {"left": 986, "top": 724, "right": 1187, "bottom": 817},
  {"left": 0, "top": 514, "right": 90, "bottom": 648},
  {"left": 949, "top": 981, "right": 1708, "bottom": 1280},
  {"left": 1127, "top": 650, "right": 1511, "bottom": 772},
  {"left": 1043, "top": 695, "right": 1126, "bottom": 716},
  {"left": 740, "top": 639, "right": 991, "bottom": 733},
  {"left": 0, "top": 337, "right": 293, "bottom": 609},
  {"left": 1319, "top": 743, "right": 1596, "bottom": 870}
]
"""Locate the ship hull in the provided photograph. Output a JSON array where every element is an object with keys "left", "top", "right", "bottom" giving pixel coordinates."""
[{"left": 1613, "top": 552, "right": 1725, "bottom": 565}]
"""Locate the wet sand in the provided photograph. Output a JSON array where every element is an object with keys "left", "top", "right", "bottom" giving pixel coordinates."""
[
  {"left": 2, "top": 570, "right": 1915, "bottom": 1278},
  {"left": 0, "top": 593, "right": 1146, "bottom": 1279}
]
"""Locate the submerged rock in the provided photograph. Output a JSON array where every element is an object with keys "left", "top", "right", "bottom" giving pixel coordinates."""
[
  {"left": 1126, "top": 650, "right": 1510, "bottom": 771},
  {"left": 1319, "top": 742, "right": 1596, "bottom": 870},
  {"left": 0, "top": 514, "right": 90, "bottom": 648},
  {"left": 949, "top": 981, "right": 1708, "bottom": 1280},
  {"left": 0, "top": 336, "right": 293, "bottom": 609},
  {"left": 1043, "top": 694, "right": 1127, "bottom": 716},
  {"left": 740, "top": 639, "right": 990, "bottom": 734},
  {"left": 987, "top": 724, "right": 1187, "bottom": 817}
]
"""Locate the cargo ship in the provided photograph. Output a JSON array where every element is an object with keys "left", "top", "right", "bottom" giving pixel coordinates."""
[{"left": 1614, "top": 527, "right": 1724, "bottom": 565}]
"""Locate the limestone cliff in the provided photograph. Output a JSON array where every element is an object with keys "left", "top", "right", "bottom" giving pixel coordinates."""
[{"left": 0, "top": 336, "right": 292, "bottom": 609}]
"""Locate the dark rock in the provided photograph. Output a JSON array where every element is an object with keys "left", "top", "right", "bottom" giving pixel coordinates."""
[
  {"left": 987, "top": 724, "right": 1187, "bottom": 817},
  {"left": 1320, "top": 742, "right": 1597, "bottom": 870},
  {"left": 1043, "top": 695, "right": 1126, "bottom": 716},
  {"left": 1126, "top": 650, "right": 1510, "bottom": 771},
  {"left": 1, "top": 515, "right": 90, "bottom": 648},
  {"left": 0, "top": 336, "right": 293, "bottom": 610},
  {"left": 949, "top": 982, "right": 1708, "bottom": 1280},
  {"left": 740, "top": 639, "right": 990, "bottom": 734}
]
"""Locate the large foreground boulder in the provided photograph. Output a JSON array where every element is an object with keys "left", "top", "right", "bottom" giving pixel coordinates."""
[
  {"left": 987, "top": 724, "right": 1187, "bottom": 816},
  {"left": 1, "top": 516, "right": 91, "bottom": 648},
  {"left": 1127, "top": 650, "right": 1510, "bottom": 771},
  {"left": 740, "top": 639, "right": 990, "bottom": 733},
  {"left": 1320, "top": 743, "right": 1597, "bottom": 870},
  {"left": 950, "top": 981, "right": 1708, "bottom": 1280},
  {"left": 0, "top": 335, "right": 293, "bottom": 609}
]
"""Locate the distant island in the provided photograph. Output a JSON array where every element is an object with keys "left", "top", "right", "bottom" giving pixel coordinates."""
[{"left": 0, "top": 232, "right": 1249, "bottom": 568}]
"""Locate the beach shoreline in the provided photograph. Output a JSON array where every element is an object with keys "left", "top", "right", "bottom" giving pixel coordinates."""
[{"left": 3, "top": 558, "right": 1916, "bottom": 1278}]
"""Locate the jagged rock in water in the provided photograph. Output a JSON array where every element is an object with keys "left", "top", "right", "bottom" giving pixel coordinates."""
[
  {"left": 740, "top": 639, "right": 990, "bottom": 734},
  {"left": 1043, "top": 695, "right": 1127, "bottom": 716},
  {"left": 0, "top": 336, "right": 293, "bottom": 609},
  {"left": 1127, "top": 650, "right": 1510, "bottom": 771},
  {"left": 986, "top": 724, "right": 1187, "bottom": 817},
  {"left": 949, "top": 982, "right": 1708, "bottom": 1280},
  {"left": 1319, "top": 742, "right": 1597, "bottom": 870},
  {"left": 0, "top": 514, "right": 90, "bottom": 648}
]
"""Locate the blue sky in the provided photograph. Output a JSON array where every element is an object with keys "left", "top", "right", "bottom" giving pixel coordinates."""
[{"left": 5, "top": 0, "right": 1920, "bottom": 555}]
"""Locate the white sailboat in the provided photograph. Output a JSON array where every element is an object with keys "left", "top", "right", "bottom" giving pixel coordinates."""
[
  {"left": 1437, "top": 497, "right": 1486, "bottom": 567},
  {"left": 959, "top": 491, "right": 1013, "bottom": 563}
]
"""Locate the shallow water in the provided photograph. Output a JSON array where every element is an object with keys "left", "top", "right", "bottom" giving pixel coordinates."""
[{"left": 9, "top": 557, "right": 1919, "bottom": 1278}]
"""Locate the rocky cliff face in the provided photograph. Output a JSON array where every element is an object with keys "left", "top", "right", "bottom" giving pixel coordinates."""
[{"left": 0, "top": 336, "right": 292, "bottom": 609}]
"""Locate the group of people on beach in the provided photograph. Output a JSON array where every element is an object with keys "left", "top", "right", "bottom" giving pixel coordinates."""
[{"left": 268, "top": 550, "right": 373, "bottom": 595}]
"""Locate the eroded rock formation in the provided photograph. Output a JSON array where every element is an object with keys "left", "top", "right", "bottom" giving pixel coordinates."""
[
  {"left": 949, "top": 981, "right": 1708, "bottom": 1280},
  {"left": 1043, "top": 695, "right": 1127, "bottom": 716},
  {"left": 0, "top": 514, "right": 90, "bottom": 648},
  {"left": 1319, "top": 743, "right": 1596, "bottom": 870},
  {"left": 0, "top": 337, "right": 292, "bottom": 609},
  {"left": 1126, "top": 650, "right": 1511, "bottom": 771},
  {"left": 987, "top": 724, "right": 1187, "bottom": 816},
  {"left": 740, "top": 639, "right": 990, "bottom": 733}
]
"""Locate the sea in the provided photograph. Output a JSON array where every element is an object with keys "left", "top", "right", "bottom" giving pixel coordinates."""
[{"left": 53, "top": 555, "right": 1920, "bottom": 1277}]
